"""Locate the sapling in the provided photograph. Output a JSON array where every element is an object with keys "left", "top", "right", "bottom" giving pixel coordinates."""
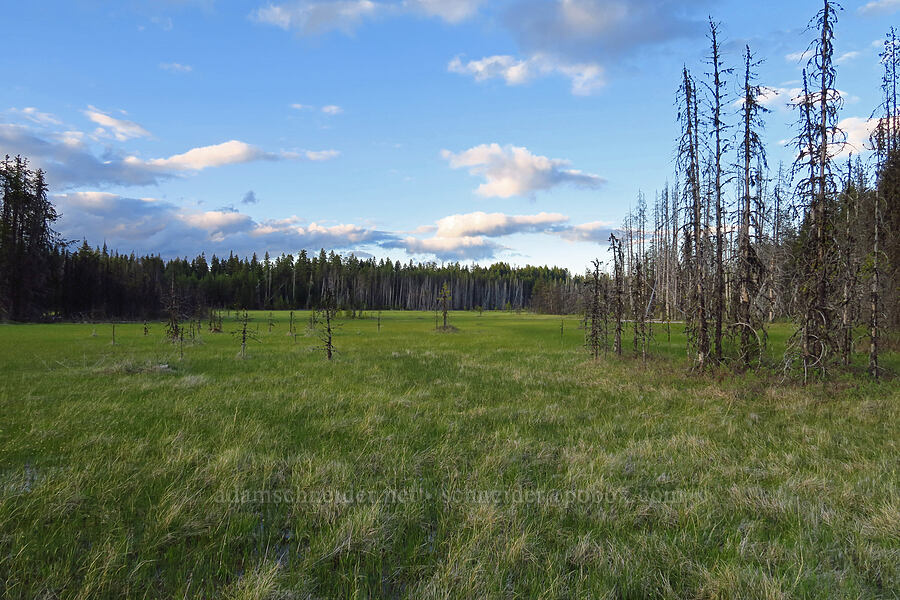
[
  {"left": 232, "top": 311, "right": 258, "bottom": 359},
  {"left": 316, "top": 291, "right": 339, "bottom": 360}
]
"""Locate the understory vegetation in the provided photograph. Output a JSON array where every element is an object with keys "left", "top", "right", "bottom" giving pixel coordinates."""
[{"left": 1, "top": 311, "right": 897, "bottom": 599}]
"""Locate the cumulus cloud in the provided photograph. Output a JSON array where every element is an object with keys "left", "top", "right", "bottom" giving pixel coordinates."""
[
  {"left": 83, "top": 106, "right": 151, "bottom": 141},
  {"left": 441, "top": 143, "right": 604, "bottom": 198},
  {"left": 387, "top": 235, "right": 501, "bottom": 260},
  {"left": 386, "top": 210, "right": 570, "bottom": 260},
  {"left": 0, "top": 124, "right": 321, "bottom": 189},
  {"left": 160, "top": 62, "right": 193, "bottom": 73},
  {"left": 55, "top": 191, "right": 391, "bottom": 256},
  {"left": 433, "top": 211, "right": 568, "bottom": 238},
  {"left": 503, "top": 0, "right": 703, "bottom": 63},
  {"left": 839, "top": 116, "right": 878, "bottom": 156},
  {"left": 448, "top": 53, "right": 605, "bottom": 95},
  {"left": 858, "top": 0, "right": 900, "bottom": 16}
]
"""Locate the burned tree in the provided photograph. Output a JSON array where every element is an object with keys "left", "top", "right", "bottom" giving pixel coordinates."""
[
  {"left": 705, "top": 19, "right": 732, "bottom": 362},
  {"left": 609, "top": 234, "right": 624, "bottom": 356},
  {"left": 789, "top": 0, "right": 844, "bottom": 381},
  {"left": 438, "top": 281, "right": 452, "bottom": 330},
  {"left": 735, "top": 45, "right": 769, "bottom": 367},
  {"left": 317, "top": 289, "right": 338, "bottom": 360},
  {"left": 587, "top": 259, "right": 602, "bottom": 360},
  {"left": 678, "top": 67, "right": 710, "bottom": 369}
]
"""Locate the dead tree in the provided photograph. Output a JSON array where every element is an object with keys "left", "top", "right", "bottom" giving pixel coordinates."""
[
  {"left": 705, "top": 18, "right": 732, "bottom": 362},
  {"left": 317, "top": 289, "right": 338, "bottom": 360},
  {"left": 609, "top": 234, "right": 624, "bottom": 356},
  {"left": 587, "top": 259, "right": 602, "bottom": 360},
  {"left": 232, "top": 310, "right": 258, "bottom": 359},
  {"left": 789, "top": 0, "right": 844, "bottom": 382},
  {"left": 164, "top": 277, "right": 180, "bottom": 344},
  {"left": 678, "top": 67, "right": 710, "bottom": 369},
  {"left": 736, "top": 45, "right": 769, "bottom": 367},
  {"left": 438, "top": 281, "right": 452, "bottom": 329}
]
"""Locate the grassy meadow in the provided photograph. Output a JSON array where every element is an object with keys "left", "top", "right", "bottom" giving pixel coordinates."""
[{"left": 0, "top": 311, "right": 898, "bottom": 599}]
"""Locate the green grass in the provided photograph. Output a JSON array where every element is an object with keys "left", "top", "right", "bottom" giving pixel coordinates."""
[{"left": 0, "top": 311, "right": 898, "bottom": 599}]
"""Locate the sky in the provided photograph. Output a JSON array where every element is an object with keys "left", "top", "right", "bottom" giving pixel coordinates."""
[{"left": 0, "top": 0, "right": 895, "bottom": 273}]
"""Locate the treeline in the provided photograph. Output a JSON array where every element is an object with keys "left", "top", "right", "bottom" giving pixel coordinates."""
[
  {"left": 55, "top": 244, "right": 571, "bottom": 319},
  {"left": 0, "top": 169, "right": 574, "bottom": 320},
  {"left": 580, "top": 6, "right": 898, "bottom": 380}
]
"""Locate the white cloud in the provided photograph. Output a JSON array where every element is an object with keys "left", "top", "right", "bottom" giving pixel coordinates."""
[
  {"left": 839, "top": 116, "right": 878, "bottom": 156},
  {"left": 405, "top": 0, "right": 483, "bottom": 23},
  {"left": 291, "top": 103, "right": 313, "bottom": 110},
  {"left": 160, "top": 62, "right": 193, "bottom": 73},
  {"left": 836, "top": 51, "right": 861, "bottom": 64},
  {"left": 785, "top": 49, "right": 814, "bottom": 63},
  {"left": 11, "top": 107, "right": 62, "bottom": 126},
  {"left": 448, "top": 53, "right": 605, "bottom": 95},
  {"left": 0, "top": 123, "right": 323, "bottom": 189},
  {"left": 441, "top": 143, "right": 604, "bottom": 198},
  {"left": 137, "top": 140, "right": 276, "bottom": 171},
  {"left": 321, "top": 104, "right": 343, "bottom": 115},
  {"left": 859, "top": 0, "right": 900, "bottom": 16},
  {"left": 303, "top": 149, "right": 341, "bottom": 161},
  {"left": 83, "top": 106, "right": 151, "bottom": 141},
  {"left": 386, "top": 210, "right": 570, "bottom": 260},
  {"left": 395, "top": 235, "right": 500, "bottom": 260},
  {"left": 253, "top": 0, "right": 481, "bottom": 34},
  {"left": 433, "top": 211, "right": 568, "bottom": 238},
  {"left": 253, "top": 1, "right": 380, "bottom": 35}
]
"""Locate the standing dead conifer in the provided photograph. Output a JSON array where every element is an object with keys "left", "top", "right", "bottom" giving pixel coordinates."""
[
  {"left": 678, "top": 67, "right": 710, "bottom": 369},
  {"left": 609, "top": 233, "right": 624, "bottom": 356},
  {"left": 705, "top": 18, "right": 732, "bottom": 362},
  {"left": 164, "top": 277, "right": 180, "bottom": 345},
  {"left": 736, "top": 45, "right": 769, "bottom": 367},
  {"left": 437, "top": 281, "right": 452, "bottom": 330},
  {"left": 789, "top": 0, "right": 844, "bottom": 382},
  {"left": 587, "top": 259, "right": 602, "bottom": 360},
  {"left": 232, "top": 310, "right": 258, "bottom": 359},
  {"left": 317, "top": 289, "right": 338, "bottom": 360}
]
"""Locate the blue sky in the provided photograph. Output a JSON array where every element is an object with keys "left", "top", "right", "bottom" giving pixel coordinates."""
[{"left": 1, "top": 0, "right": 895, "bottom": 272}]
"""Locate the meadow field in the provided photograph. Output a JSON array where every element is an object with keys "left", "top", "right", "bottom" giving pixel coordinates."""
[{"left": 0, "top": 311, "right": 898, "bottom": 599}]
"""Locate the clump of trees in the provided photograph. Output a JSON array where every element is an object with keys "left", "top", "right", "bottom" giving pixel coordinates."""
[
  {"left": 0, "top": 156, "right": 61, "bottom": 321},
  {"left": 577, "top": 2, "right": 897, "bottom": 380}
]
